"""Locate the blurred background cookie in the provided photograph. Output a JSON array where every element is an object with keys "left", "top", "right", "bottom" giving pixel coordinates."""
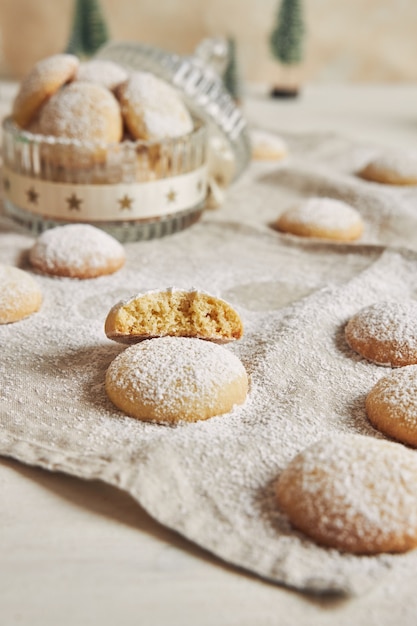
[
  {"left": 12, "top": 53, "right": 79, "bottom": 129},
  {"left": 357, "top": 152, "right": 417, "bottom": 185},
  {"left": 273, "top": 197, "right": 364, "bottom": 242},
  {"left": 250, "top": 129, "right": 288, "bottom": 161},
  {"left": 75, "top": 59, "right": 128, "bottom": 91},
  {"left": 0, "top": 264, "right": 42, "bottom": 324},
  {"left": 36, "top": 81, "right": 123, "bottom": 167},
  {"left": 117, "top": 71, "right": 194, "bottom": 141},
  {"left": 29, "top": 224, "right": 126, "bottom": 279}
]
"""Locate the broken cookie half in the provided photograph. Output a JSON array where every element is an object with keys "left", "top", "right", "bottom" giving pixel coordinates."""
[{"left": 104, "top": 288, "right": 244, "bottom": 344}]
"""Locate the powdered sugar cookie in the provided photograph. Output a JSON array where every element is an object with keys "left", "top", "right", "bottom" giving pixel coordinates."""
[
  {"left": 273, "top": 197, "right": 364, "bottom": 242},
  {"left": 345, "top": 300, "right": 417, "bottom": 367},
  {"left": 12, "top": 53, "right": 79, "bottom": 128},
  {"left": 105, "top": 336, "right": 248, "bottom": 423},
  {"left": 117, "top": 71, "right": 193, "bottom": 140},
  {"left": 37, "top": 81, "right": 123, "bottom": 167},
  {"left": 276, "top": 434, "right": 417, "bottom": 554},
  {"left": 29, "top": 224, "right": 125, "bottom": 279},
  {"left": 0, "top": 264, "right": 42, "bottom": 324},
  {"left": 250, "top": 129, "right": 288, "bottom": 161},
  {"left": 366, "top": 366, "right": 417, "bottom": 446},
  {"left": 104, "top": 288, "right": 244, "bottom": 344},
  {"left": 75, "top": 60, "right": 128, "bottom": 91},
  {"left": 358, "top": 152, "right": 417, "bottom": 185}
]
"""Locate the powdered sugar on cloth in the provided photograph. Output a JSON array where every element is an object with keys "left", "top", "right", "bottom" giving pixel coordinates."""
[{"left": 3, "top": 130, "right": 417, "bottom": 596}]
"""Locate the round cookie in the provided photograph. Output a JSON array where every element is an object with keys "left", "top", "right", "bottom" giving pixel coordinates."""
[
  {"left": 105, "top": 336, "right": 248, "bottom": 423},
  {"left": 104, "top": 288, "right": 244, "bottom": 344},
  {"left": 276, "top": 434, "right": 417, "bottom": 554},
  {"left": 37, "top": 81, "right": 123, "bottom": 167},
  {"left": 274, "top": 197, "right": 364, "bottom": 242},
  {"left": 366, "top": 366, "right": 417, "bottom": 446},
  {"left": 117, "top": 71, "right": 193, "bottom": 140},
  {"left": 12, "top": 53, "right": 79, "bottom": 128},
  {"left": 250, "top": 129, "right": 288, "bottom": 161},
  {"left": 29, "top": 224, "right": 125, "bottom": 279},
  {"left": 75, "top": 60, "right": 128, "bottom": 91},
  {"left": 345, "top": 300, "right": 417, "bottom": 367},
  {"left": 358, "top": 152, "right": 417, "bottom": 186},
  {"left": 0, "top": 264, "right": 42, "bottom": 324}
]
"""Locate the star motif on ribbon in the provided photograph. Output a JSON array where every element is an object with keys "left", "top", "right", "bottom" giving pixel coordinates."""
[
  {"left": 26, "top": 186, "right": 39, "bottom": 205},
  {"left": 66, "top": 193, "right": 83, "bottom": 212},
  {"left": 118, "top": 194, "right": 134, "bottom": 211},
  {"left": 166, "top": 189, "right": 177, "bottom": 203}
]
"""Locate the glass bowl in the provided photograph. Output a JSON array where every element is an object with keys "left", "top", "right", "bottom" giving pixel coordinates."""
[{"left": 2, "top": 116, "right": 207, "bottom": 242}]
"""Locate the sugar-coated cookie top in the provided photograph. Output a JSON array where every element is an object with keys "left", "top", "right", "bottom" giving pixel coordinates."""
[
  {"left": 106, "top": 336, "right": 247, "bottom": 421},
  {"left": 12, "top": 53, "right": 80, "bottom": 128},
  {"left": 347, "top": 300, "right": 417, "bottom": 349},
  {"left": 250, "top": 129, "right": 288, "bottom": 157},
  {"left": 285, "top": 197, "right": 362, "bottom": 230},
  {"left": 368, "top": 365, "right": 417, "bottom": 418},
  {"left": 0, "top": 264, "right": 42, "bottom": 324},
  {"left": 278, "top": 434, "right": 417, "bottom": 551},
  {"left": 75, "top": 60, "right": 128, "bottom": 91},
  {"left": 29, "top": 224, "right": 125, "bottom": 276},
  {"left": 37, "top": 81, "right": 123, "bottom": 143},
  {"left": 363, "top": 151, "right": 417, "bottom": 178},
  {"left": 118, "top": 71, "right": 194, "bottom": 140}
]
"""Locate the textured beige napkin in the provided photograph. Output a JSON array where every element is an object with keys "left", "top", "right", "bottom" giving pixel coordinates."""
[
  {"left": 2, "top": 130, "right": 417, "bottom": 596},
  {"left": 221, "top": 130, "right": 417, "bottom": 251}
]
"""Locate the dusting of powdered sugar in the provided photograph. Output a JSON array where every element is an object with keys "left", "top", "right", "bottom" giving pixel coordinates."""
[
  {"left": 106, "top": 336, "right": 247, "bottom": 421},
  {"left": 250, "top": 129, "right": 288, "bottom": 159},
  {"left": 12, "top": 54, "right": 79, "bottom": 125},
  {"left": 368, "top": 365, "right": 417, "bottom": 424},
  {"left": 29, "top": 224, "right": 125, "bottom": 275},
  {"left": 277, "top": 434, "right": 417, "bottom": 551},
  {"left": 283, "top": 197, "right": 363, "bottom": 230},
  {"left": 346, "top": 300, "right": 417, "bottom": 350},
  {"left": 0, "top": 264, "right": 41, "bottom": 323},
  {"left": 3, "top": 221, "right": 417, "bottom": 594},
  {"left": 37, "top": 81, "right": 122, "bottom": 142},
  {"left": 75, "top": 60, "right": 128, "bottom": 91},
  {"left": 119, "top": 71, "right": 193, "bottom": 140},
  {"left": 363, "top": 151, "right": 417, "bottom": 179}
]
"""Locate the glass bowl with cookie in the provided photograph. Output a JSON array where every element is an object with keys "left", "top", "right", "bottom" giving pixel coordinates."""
[{"left": 2, "top": 45, "right": 250, "bottom": 242}]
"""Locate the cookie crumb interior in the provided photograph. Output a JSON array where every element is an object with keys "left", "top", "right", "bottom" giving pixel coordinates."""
[{"left": 106, "top": 290, "right": 243, "bottom": 342}]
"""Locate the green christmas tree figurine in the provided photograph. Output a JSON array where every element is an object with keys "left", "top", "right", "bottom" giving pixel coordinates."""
[
  {"left": 66, "top": 0, "right": 109, "bottom": 59},
  {"left": 269, "top": 0, "right": 305, "bottom": 98},
  {"left": 223, "top": 38, "right": 242, "bottom": 104}
]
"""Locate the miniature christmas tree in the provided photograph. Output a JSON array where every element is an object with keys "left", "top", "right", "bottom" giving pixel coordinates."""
[
  {"left": 223, "top": 38, "right": 242, "bottom": 104},
  {"left": 66, "top": 0, "right": 109, "bottom": 59},
  {"left": 269, "top": 0, "right": 305, "bottom": 98}
]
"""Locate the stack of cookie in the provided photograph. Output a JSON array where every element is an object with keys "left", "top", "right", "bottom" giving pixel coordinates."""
[
  {"left": 104, "top": 288, "right": 248, "bottom": 424},
  {"left": 11, "top": 53, "right": 194, "bottom": 175}
]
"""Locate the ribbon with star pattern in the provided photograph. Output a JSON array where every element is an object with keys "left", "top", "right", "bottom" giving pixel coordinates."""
[{"left": 2, "top": 165, "right": 207, "bottom": 221}]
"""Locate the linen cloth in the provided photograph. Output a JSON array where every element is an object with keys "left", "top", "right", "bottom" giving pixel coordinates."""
[{"left": 2, "top": 129, "right": 417, "bottom": 595}]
